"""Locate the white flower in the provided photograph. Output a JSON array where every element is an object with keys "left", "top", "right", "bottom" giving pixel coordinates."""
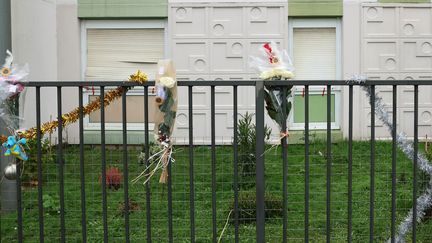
[
  {"left": 159, "top": 76, "right": 176, "bottom": 88},
  {"left": 279, "top": 70, "right": 294, "bottom": 79},
  {"left": 259, "top": 69, "right": 294, "bottom": 80},
  {"left": 259, "top": 70, "right": 273, "bottom": 80}
]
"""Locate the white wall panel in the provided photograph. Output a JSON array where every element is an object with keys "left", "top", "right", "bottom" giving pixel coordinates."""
[
  {"left": 172, "top": 7, "right": 207, "bottom": 38},
  {"left": 169, "top": 1, "right": 287, "bottom": 143},
  {"left": 173, "top": 41, "right": 209, "bottom": 74},
  {"left": 400, "top": 7, "right": 432, "bottom": 37},
  {"left": 361, "top": 4, "right": 432, "bottom": 139}
]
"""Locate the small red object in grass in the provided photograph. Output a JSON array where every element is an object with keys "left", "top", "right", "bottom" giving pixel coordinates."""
[
  {"left": 100, "top": 166, "right": 123, "bottom": 190},
  {"left": 322, "top": 87, "right": 326, "bottom": 96}
]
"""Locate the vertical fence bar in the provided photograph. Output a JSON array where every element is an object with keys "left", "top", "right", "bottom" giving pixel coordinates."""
[
  {"left": 168, "top": 147, "right": 173, "bottom": 242},
  {"left": 370, "top": 85, "right": 375, "bottom": 242},
  {"left": 233, "top": 85, "right": 239, "bottom": 243},
  {"left": 348, "top": 85, "right": 353, "bottom": 243},
  {"left": 413, "top": 85, "right": 418, "bottom": 242},
  {"left": 100, "top": 86, "right": 108, "bottom": 243},
  {"left": 14, "top": 93, "right": 22, "bottom": 243},
  {"left": 16, "top": 160, "right": 22, "bottom": 243},
  {"left": 326, "top": 85, "right": 332, "bottom": 243},
  {"left": 304, "top": 85, "right": 310, "bottom": 243},
  {"left": 122, "top": 88, "right": 130, "bottom": 243},
  {"left": 188, "top": 85, "right": 195, "bottom": 243},
  {"left": 412, "top": 85, "right": 418, "bottom": 243},
  {"left": 282, "top": 87, "right": 288, "bottom": 243},
  {"left": 36, "top": 86, "right": 44, "bottom": 242},
  {"left": 255, "top": 81, "right": 265, "bottom": 243},
  {"left": 78, "top": 86, "right": 87, "bottom": 243},
  {"left": 144, "top": 86, "right": 152, "bottom": 243},
  {"left": 211, "top": 85, "right": 217, "bottom": 243},
  {"left": 391, "top": 85, "right": 397, "bottom": 243},
  {"left": 57, "top": 86, "right": 66, "bottom": 243}
]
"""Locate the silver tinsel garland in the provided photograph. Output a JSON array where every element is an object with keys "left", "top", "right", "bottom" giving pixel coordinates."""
[{"left": 352, "top": 77, "right": 432, "bottom": 243}]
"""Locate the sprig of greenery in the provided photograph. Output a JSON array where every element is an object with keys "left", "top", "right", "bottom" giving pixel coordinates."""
[
  {"left": 236, "top": 112, "right": 271, "bottom": 189},
  {"left": 264, "top": 84, "right": 293, "bottom": 131}
]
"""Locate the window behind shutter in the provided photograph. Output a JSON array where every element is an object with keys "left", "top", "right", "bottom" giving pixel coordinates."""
[{"left": 292, "top": 27, "right": 337, "bottom": 125}]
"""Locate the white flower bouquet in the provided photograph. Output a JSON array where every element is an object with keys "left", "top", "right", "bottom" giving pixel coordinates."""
[
  {"left": 0, "top": 50, "right": 28, "bottom": 137},
  {"left": 249, "top": 42, "right": 295, "bottom": 136},
  {"left": 133, "top": 60, "right": 178, "bottom": 185}
]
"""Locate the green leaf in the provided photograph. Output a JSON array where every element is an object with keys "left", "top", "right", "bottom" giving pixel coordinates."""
[
  {"left": 159, "top": 89, "right": 174, "bottom": 113},
  {"left": 163, "top": 110, "right": 176, "bottom": 135},
  {"left": 263, "top": 86, "right": 294, "bottom": 129}
]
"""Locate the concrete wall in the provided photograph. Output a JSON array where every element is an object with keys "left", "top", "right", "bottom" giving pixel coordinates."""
[
  {"left": 342, "top": 0, "right": 366, "bottom": 140},
  {"left": 78, "top": 0, "right": 168, "bottom": 18},
  {"left": 1, "top": 0, "right": 80, "bottom": 213},
  {"left": 56, "top": 0, "right": 81, "bottom": 143},
  {"left": 360, "top": 2, "right": 432, "bottom": 139},
  {"left": 342, "top": 0, "right": 432, "bottom": 140},
  {"left": 0, "top": 0, "right": 11, "bottom": 56},
  {"left": 11, "top": 0, "right": 81, "bottom": 144}
]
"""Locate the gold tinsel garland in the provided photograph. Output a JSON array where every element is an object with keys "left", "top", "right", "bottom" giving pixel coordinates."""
[{"left": 0, "top": 70, "right": 148, "bottom": 144}]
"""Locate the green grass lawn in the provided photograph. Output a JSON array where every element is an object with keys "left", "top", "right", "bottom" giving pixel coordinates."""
[{"left": 1, "top": 140, "right": 431, "bottom": 242}]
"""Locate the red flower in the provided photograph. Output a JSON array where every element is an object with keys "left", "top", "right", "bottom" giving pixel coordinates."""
[
  {"left": 263, "top": 43, "right": 278, "bottom": 64},
  {"left": 263, "top": 43, "right": 272, "bottom": 53}
]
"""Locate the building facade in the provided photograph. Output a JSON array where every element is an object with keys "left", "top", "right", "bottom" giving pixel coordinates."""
[{"left": 9, "top": 0, "right": 432, "bottom": 144}]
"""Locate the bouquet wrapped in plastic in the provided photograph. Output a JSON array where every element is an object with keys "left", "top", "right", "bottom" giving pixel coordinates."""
[
  {"left": 133, "top": 60, "right": 178, "bottom": 185},
  {"left": 249, "top": 42, "right": 295, "bottom": 138},
  {"left": 0, "top": 50, "right": 29, "bottom": 179},
  {"left": 0, "top": 50, "right": 28, "bottom": 128},
  {"left": 0, "top": 50, "right": 28, "bottom": 100}
]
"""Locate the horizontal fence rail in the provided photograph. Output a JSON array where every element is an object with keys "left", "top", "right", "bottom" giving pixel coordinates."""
[
  {"left": 22, "top": 79, "right": 432, "bottom": 86},
  {"left": 0, "top": 80, "right": 430, "bottom": 242}
]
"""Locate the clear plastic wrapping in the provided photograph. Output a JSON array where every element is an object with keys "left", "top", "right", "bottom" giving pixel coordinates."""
[
  {"left": 0, "top": 50, "right": 28, "bottom": 131},
  {"left": 0, "top": 50, "right": 29, "bottom": 165},
  {"left": 249, "top": 42, "right": 295, "bottom": 135},
  {"left": 249, "top": 41, "right": 295, "bottom": 80},
  {"left": 0, "top": 50, "right": 28, "bottom": 100},
  {"left": 133, "top": 60, "right": 178, "bottom": 185},
  {"left": 153, "top": 59, "right": 178, "bottom": 147}
]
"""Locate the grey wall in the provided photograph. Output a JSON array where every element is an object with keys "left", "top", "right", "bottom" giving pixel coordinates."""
[
  {"left": 0, "top": 0, "right": 16, "bottom": 212},
  {"left": 12, "top": 0, "right": 81, "bottom": 145},
  {"left": 0, "top": 0, "right": 11, "bottom": 56}
]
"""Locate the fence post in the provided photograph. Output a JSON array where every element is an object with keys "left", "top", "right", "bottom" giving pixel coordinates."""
[
  {"left": 0, "top": 0, "right": 16, "bottom": 214},
  {"left": 0, "top": 123, "right": 16, "bottom": 213},
  {"left": 255, "top": 80, "right": 265, "bottom": 243}
]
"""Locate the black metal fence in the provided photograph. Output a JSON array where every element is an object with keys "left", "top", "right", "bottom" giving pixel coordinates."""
[{"left": 0, "top": 80, "right": 430, "bottom": 242}]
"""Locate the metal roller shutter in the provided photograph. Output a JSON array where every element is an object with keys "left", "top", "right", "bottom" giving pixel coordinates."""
[
  {"left": 85, "top": 28, "right": 164, "bottom": 124},
  {"left": 293, "top": 28, "right": 336, "bottom": 80},
  {"left": 86, "top": 28, "right": 164, "bottom": 81}
]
